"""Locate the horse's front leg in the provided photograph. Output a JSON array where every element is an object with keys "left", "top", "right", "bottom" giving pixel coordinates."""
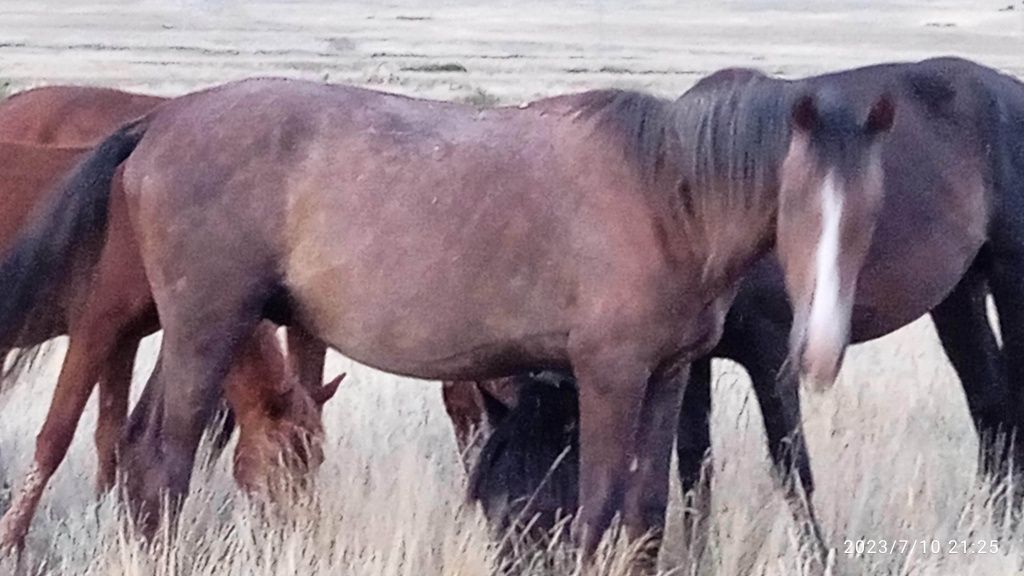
[
  {"left": 571, "top": 330, "right": 686, "bottom": 569},
  {"left": 625, "top": 363, "right": 689, "bottom": 569},
  {"left": 675, "top": 357, "right": 712, "bottom": 562}
]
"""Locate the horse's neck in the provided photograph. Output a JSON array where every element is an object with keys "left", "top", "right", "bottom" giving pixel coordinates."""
[
  {"left": 667, "top": 80, "right": 789, "bottom": 292},
  {"left": 657, "top": 125, "right": 778, "bottom": 292},
  {"left": 683, "top": 181, "right": 777, "bottom": 294}
]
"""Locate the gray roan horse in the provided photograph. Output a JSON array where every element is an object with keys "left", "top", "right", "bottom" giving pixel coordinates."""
[
  {"left": 446, "top": 56, "right": 1018, "bottom": 560},
  {"left": 0, "top": 71, "right": 893, "bottom": 565}
]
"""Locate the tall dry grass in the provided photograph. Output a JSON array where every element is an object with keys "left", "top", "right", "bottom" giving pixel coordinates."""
[{"left": 0, "top": 318, "right": 1020, "bottom": 575}]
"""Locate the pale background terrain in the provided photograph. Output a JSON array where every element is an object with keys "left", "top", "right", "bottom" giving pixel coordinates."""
[{"left": 0, "top": 1, "right": 1023, "bottom": 574}]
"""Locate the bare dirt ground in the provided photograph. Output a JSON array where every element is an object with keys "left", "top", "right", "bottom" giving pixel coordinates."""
[{"left": 1, "top": 1, "right": 1024, "bottom": 575}]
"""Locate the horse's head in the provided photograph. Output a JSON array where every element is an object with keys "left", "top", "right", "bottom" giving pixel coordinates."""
[
  {"left": 777, "top": 87, "right": 895, "bottom": 391},
  {"left": 225, "top": 325, "right": 342, "bottom": 496},
  {"left": 467, "top": 374, "right": 579, "bottom": 537}
]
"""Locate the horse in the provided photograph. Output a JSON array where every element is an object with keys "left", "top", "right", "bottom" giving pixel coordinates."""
[
  {"left": 0, "top": 73, "right": 893, "bottom": 567},
  {"left": 0, "top": 87, "right": 339, "bottom": 550},
  {"left": 0, "top": 85, "right": 165, "bottom": 145},
  {"left": 214, "top": 321, "right": 343, "bottom": 495},
  {"left": 0, "top": 87, "right": 170, "bottom": 481},
  {"left": 0, "top": 85, "right": 328, "bottom": 392},
  {"left": 120, "top": 320, "right": 343, "bottom": 499},
  {"left": 452, "top": 373, "right": 580, "bottom": 539},
  {"left": 0, "top": 137, "right": 343, "bottom": 550},
  {"left": 443, "top": 56, "right": 1020, "bottom": 557}
]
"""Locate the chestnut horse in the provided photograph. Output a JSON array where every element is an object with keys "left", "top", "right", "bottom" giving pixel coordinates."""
[
  {"left": 445, "top": 56, "right": 1018, "bottom": 555},
  {"left": 0, "top": 85, "right": 165, "bottom": 145},
  {"left": 0, "top": 86, "right": 165, "bottom": 372},
  {"left": 210, "top": 322, "right": 343, "bottom": 495},
  {"left": 0, "top": 74, "right": 893, "bottom": 566},
  {"left": 0, "top": 87, "right": 338, "bottom": 550}
]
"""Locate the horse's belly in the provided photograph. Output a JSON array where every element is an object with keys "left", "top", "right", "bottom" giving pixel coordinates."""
[
  {"left": 852, "top": 228, "right": 983, "bottom": 342},
  {"left": 284, "top": 248, "right": 573, "bottom": 380},
  {"left": 292, "top": 281, "right": 570, "bottom": 379}
]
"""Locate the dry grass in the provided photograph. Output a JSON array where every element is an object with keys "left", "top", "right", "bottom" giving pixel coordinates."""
[{"left": 0, "top": 320, "right": 1021, "bottom": 575}]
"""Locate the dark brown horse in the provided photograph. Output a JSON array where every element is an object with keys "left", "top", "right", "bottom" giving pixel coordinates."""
[
  {"left": 0, "top": 73, "right": 893, "bottom": 565},
  {"left": 445, "top": 56, "right": 1017, "bottom": 557},
  {"left": 0, "top": 87, "right": 339, "bottom": 550},
  {"left": 446, "top": 373, "right": 579, "bottom": 538}
]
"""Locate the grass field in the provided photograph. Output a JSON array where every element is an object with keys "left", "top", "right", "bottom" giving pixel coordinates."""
[{"left": 1, "top": 1, "right": 1024, "bottom": 574}]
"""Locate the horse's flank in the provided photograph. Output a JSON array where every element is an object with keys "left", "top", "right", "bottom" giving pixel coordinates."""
[{"left": 0, "top": 142, "right": 91, "bottom": 257}]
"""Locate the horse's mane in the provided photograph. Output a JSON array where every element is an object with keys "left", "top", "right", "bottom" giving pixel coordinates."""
[
  {"left": 467, "top": 375, "right": 579, "bottom": 534},
  {"left": 570, "top": 71, "right": 793, "bottom": 215},
  {"left": 673, "top": 69, "right": 793, "bottom": 208},
  {"left": 573, "top": 89, "right": 676, "bottom": 186}
]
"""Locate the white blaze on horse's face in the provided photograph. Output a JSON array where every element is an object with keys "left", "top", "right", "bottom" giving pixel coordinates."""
[
  {"left": 802, "top": 170, "right": 851, "bottom": 390},
  {"left": 778, "top": 91, "right": 895, "bottom": 394}
]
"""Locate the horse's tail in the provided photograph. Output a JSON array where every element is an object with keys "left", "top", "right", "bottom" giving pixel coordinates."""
[{"left": 0, "top": 116, "right": 150, "bottom": 384}]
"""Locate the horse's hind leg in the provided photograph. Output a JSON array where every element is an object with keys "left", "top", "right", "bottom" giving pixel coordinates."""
[
  {"left": 94, "top": 336, "right": 140, "bottom": 494},
  {"left": 930, "top": 261, "right": 1012, "bottom": 479},
  {"left": 119, "top": 269, "right": 271, "bottom": 532},
  {"left": 0, "top": 215, "right": 155, "bottom": 551},
  {"left": 989, "top": 254, "right": 1024, "bottom": 480},
  {"left": 0, "top": 306, "right": 148, "bottom": 550}
]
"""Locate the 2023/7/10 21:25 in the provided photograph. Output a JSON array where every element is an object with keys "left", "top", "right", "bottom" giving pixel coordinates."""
[{"left": 844, "top": 539, "right": 1000, "bottom": 556}]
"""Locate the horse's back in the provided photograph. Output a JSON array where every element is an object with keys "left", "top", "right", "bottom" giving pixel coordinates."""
[
  {"left": 936, "top": 58, "right": 1024, "bottom": 226},
  {"left": 0, "top": 85, "right": 165, "bottom": 145},
  {"left": 124, "top": 79, "right": 596, "bottom": 378}
]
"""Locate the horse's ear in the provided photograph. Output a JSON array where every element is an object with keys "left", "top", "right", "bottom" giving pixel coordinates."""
[
  {"left": 791, "top": 94, "right": 819, "bottom": 134},
  {"left": 312, "top": 373, "right": 345, "bottom": 405},
  {"left": 865, "top": 94, "right": 895, "bottom": 136}
]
